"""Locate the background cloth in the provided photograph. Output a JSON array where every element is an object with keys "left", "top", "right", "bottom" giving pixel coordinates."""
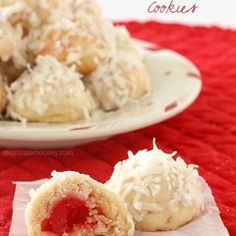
[{"left": 0, "top": 21, "right": 235, "bottom": 236}]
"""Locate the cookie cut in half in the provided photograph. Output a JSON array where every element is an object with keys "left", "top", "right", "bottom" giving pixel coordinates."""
[
  {"left": 26, "top": 171, "right": 134, "bottom": 236},
  {"left": 7, "top": 55, "right": 95, "bottom": 123}
]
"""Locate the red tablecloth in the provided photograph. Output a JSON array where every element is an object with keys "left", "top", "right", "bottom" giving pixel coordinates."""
[{"left": 0, "top": 21, "right": 236, "bottom": 236}]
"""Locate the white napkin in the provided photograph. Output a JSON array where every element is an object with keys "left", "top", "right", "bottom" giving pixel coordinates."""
[{"left": 9, "top": 178, "right": 229, "bottom": 236}]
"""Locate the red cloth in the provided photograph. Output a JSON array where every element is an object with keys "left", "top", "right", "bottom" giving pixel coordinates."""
[{"left": 0, "top": 21, "right": 236, "bottom": 235}]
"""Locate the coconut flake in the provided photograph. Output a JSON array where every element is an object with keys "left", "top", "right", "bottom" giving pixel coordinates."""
[{"left": 106, "top": 139, "right": 204, "bottom": 222}]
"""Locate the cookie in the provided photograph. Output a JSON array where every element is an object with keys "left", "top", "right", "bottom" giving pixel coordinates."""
[
  {"left": 0, "top": 20, "right": 27, "bottom": 82},
  {"left": 0, "top": 74, "right": 7, "bottom": 113},
  {"left": 85, "top": 24, "right": 150, "bottom": 111},
  {"left": 27, "top": 0, "right": 108, "bottom": 75},
  {"left": 7, "top": 55, "right": 95, "bottom": 123},
  {"left": 106, "top": 141, "right": 204, "bottom": 231},
  {"left": 26, "top": 171, "right": 134, "bottom": 236}
]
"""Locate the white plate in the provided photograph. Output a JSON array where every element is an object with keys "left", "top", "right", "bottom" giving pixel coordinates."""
[{"left": 0, "top": 44, "right": 202, "bottom": 148}]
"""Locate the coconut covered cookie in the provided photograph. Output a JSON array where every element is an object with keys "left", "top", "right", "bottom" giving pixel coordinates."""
[
  {"left": 27, "top": 0, "right": 108, "bottom": 75},
  {"left": 106, "top": 141, "right": 204, "bottom": 231},
  {"left": 0, "top": 20, "right": 27, "bottom": 82},
  {"left": 29, "top": 18, "right": 109, "bottom": 75},
  {"left": 85, "top": 24, "right": 150, "bottom": 111},
  {"left": 26, "top": 171, "right": 134, "bottom": 236},
  {"left": 85, "top": 55, "right": 150, "bottom": 111},
  {"left": 0, "top": 0, "right": 100, "bottom": 29},
  {"left": 7, "top": 55, "right": 95, "bottom": 123},
  {"left": 1, "top": 0, "right": 106, "bottom": 75}
]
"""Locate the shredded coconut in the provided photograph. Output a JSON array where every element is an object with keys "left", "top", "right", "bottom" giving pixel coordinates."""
[
  {"left": 43, "top": 171, "right": 132, "bottom": 235},
  {"left": 0, "top": 2, "right": 28, "bottom": 21},
  {"left": 106, "top": 139, "right": 204, "bottom": 222}
]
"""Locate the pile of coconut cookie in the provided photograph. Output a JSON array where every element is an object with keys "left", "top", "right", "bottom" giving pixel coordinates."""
[{"left": 0, "top": 0, "right": 150, "bottom": 123}]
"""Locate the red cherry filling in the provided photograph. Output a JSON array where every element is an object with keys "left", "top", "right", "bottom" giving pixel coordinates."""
[{"left": 41, "top": 195, "right": 89, "bottom": 235}]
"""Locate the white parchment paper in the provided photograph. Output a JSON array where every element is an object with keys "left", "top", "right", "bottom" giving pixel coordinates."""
[{"left": 9, "top": 178, "right": 229, "bottom": 236}]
